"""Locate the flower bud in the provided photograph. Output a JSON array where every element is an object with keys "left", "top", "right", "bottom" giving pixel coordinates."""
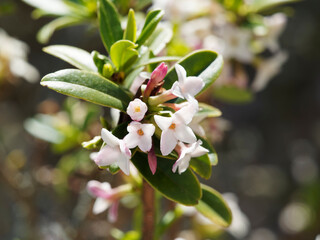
[{"left": 143, "top": 62, "right": 168, "bottom": 98}]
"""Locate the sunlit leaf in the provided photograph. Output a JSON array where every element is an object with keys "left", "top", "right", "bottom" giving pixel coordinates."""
[
  {"left": 198, "top": 103, "right": 222, "bottom": 118},
  {"left": 123, "top": 9, "right": 137, "bottom": 42},
  {"left": 110, "top": 40, "right": 138, "bottom": 71},
  {"left": 136, "top": 56, "right": 180, "bottom": 67},
  {"left": 22, "top": 0, "right": 72, "bottom": 16},
  {"left": 44, "top": 45, "right": 97, "bottom": 71},
  {"left": 144, "top": 25, "right": 173, "bottom": 55},
  {"left": 41, "top": 69, "right": 132, "bottom": 111},
  {"left": 196, "top": 184, "right": 232, "bottom": 227}
]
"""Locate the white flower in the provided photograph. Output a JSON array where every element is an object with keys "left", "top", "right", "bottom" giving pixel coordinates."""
[
  {"left": 92, "top": 128, "right": 131, "bottom": 175},
  {"left": 171, "top": 64, "right": 205, "bottom": 101},
  {"left": 123, "top": 121, "right": 155, "bottom": 152},
  {"left": 172, "top": 140, "right": 208, "bottom": 174},
  {"left": 154, "top": 102, "right": 198, "bottom": 156},
  {"left": 126, "top": 98, "right": 148, "bottom": 121},
  {"left": 252, "top": 51, "right": 288, "bottom": 92}
]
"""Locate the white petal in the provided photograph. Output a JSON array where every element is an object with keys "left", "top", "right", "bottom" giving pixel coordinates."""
[
  {"left": 183, "top": 76, "right": 204, "bottom": 97},
  {"left": 87, "top": 180, "right": 110, "bottom": 198},
  {"left": 174, "top": 125, "right": 196, "bottom": 143},
  {"left": 178, "top": 156, "right": 191, "bottom": 174},
  {"left": 174, "top": 102, "right": 198, "bottom": 125},
  {"left": 154, "top": 115, "right": 173, "bottom": 131},
  {"left": 191, "top": 145, "right": 209, "bottom": 158},
  {"left": 189, "top": 123, "right": 205, "bottom": 137},
  {"left": 95, "top": 146, "right": 121, "bottom": 167},
  {"left": 101, "top": 128, "right": 119, "bottom": 147},
  {"left": 117, "top": 154, "right": 130, "bottom": 175},
  {"left": 119, "top": 140, "right": 132, "bottom": 158},
  {"left": 141, "top": 123, "right": 155, "bottom": 137},
  {"left": 127, "top": 121, "right": 141, "bottom": 133},
  {"left": 175, "top": 64, "right": 187, "bottom": 84},
  {"left": 92, "top": 198, "right": 110, "bottom": 214},
  {"left": 138, "top": 135, "right": 152, "bottom": 152},
  {"left": 160, "top": 129, "right": 178, "bottom": 156},
  {"left": 171, "top": 81, "right": 184, "bottom": 99},
  {"left": 123, "top": 132, "right": 140, "bottom": 149}
]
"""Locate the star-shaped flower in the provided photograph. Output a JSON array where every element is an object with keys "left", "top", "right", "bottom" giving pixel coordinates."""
[
  {"left": 123, "top": 121, "right": 155, "bottom": 152},
  {"left": 171, "top": 64, "right": 205, "bottom": 101},
  {"left": 172, "top": 140, "right": 208, "bottom": 174},
  {"left": 92, "top": 128, "right": 131, "bottom": 175},
  {"left": 154, "top": 102, "right": 198, "bottom": 156}
]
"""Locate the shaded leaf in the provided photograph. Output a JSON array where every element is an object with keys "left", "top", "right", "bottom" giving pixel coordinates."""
[
  {"left": 196, "top": 184, "right": 232, "bottom": 227},
  {"left": 44, "top": 45, "right": 97, "bottom": 71},
  {"left": 136, "top": 56, "right": 180, "bottom": 67},
  {"left": 197, "top": 135, "right": 218, "bottom": 166},
  {"left": 213, "top": 85, "right": 253, "bottom": 104},
  {"left": 41, "top": 69, "right": 132, "bottom": 111},
  {"left": 190, "top": 154, "right": 212, "bottom": 179},
  {"left": 198, "top": 103, "right": 222, "bottom": 118},
  {"left": 131, "top": 152, "right": 201, "bottom": 205},
  {"left": 249, "top": 0, "right": 298, "bottom": 13}
]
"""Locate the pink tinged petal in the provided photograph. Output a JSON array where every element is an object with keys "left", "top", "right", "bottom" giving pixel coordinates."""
[
  {"left": 89, "top": 152, "right": 98, "bottom": 162},
  {"left": 126, "top": 99, "right": 148, "bottom": 121},
  {"left": 101, "top": 128, "right": 119, "bottom": 147},
  {"left": 117, "top": 154, "right": 130, "bottom": 175},
  {"left": 119, "top": 140, "right": 131, "bottom": 158},
  {"left": 154, "top": 115, "right": 173, "bottom": 131},
  {"left": 175, "top": 64, "right": 187, "bottom": 84},
  {"left": 108, "top": 200, "right": 119, "bottom": 223},
  {"left": 144, "top": 63, "right": 168, "bottom": 98},
  {"left": 92, "top": 198, "right": 111, "bottom": 214},
  {"left": 174, "top": 125, "right": 196, "bottom": 143},
  {"left": 160, "top": 129, "right": 178, "bottom": 156},
  {"left": 95, "top": 146, "right": 121, "bottom": 167},
  {"left": 138, "top": 135, "right": 152, "bottom": 152},
  {"left": 87, "top": 180, "right": 111, "bottom": 199},
  {"left": 183, "top": 76, "right": 205, "bottom": 97},
  {"left": 123, "top": 132, "right": 140, "bottom": 149},
  {"left": 171, "top": 81, "right": 184, "bottom": 99},
  {"left": 148, "top": 145, "right": 157, "bottom": 175}
]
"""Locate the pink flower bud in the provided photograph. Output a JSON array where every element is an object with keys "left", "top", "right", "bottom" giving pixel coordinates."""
[{"left": 144, "top": 62, "right": 168, "bottom": 98}]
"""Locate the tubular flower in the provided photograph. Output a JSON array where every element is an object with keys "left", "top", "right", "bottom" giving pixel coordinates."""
[
  {"left": 126, "top": 98, "right": 148, "bottom": 121},
  {"left": 144, "top": 62, "right": 168, "bottom": 98},
  {"left": 171, "top": 64, "right": 205, "bottom": 101},
  {"left": 124, "top": 121, "right": 155, "bottom": 152},
  {"left": 91, "top": 128, "right": 131, "bottom": 175},
  {"left": 154, "top": 102, "right": 198, "bottom": 156},
  {"left": 172, "top": 140, "right": 208, "bottom": 174}
]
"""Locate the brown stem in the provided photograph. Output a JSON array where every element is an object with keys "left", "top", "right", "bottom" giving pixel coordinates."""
[{"left": 142, "top": 179, "right": 155, "bottom": 240}]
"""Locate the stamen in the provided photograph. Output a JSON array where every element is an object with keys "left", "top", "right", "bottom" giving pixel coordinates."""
[
  {"left": 169, "top": 123, "right": 176, "bottom": 130},
  {"left": 134, "top": 106, "right": 141, "bottom": 112},
  {"left": 137, "top": 129, "right": 144, "bottom": 136}
]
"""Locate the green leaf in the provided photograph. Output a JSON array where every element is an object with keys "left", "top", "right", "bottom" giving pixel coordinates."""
[
  {"left": 110, "top": 40, "right": 138, "bottom": 71},
  {"left": 136, "top": 56, "right": 180, "bottom": 67},
  {"left": 213, "top": 85, "right": 253, "bottom": 104},
  {"left": 198, "top": 103, "right": 222, "bottom": 118},
  {"left": 163, "top": 50, "right": 223, "bottom": 94},
  {"left": 91, "top": 50, "right": 112, "bottom": 74},
  {"left": 44, "top": 45, "right": 97, "bottom": 71},
  {"left": 197, "top": 135, "right": 218, "bottom": 166},
  {"left": 190, "top": 154, "right": 212, "bottom": 179},
  {"left": 248, "top": 0, "right": 298, "bottom": 13},
  {"left": 123, "top": 9, "right": 137, "bottom": 42},
  {"left": 41, "top": 69, "right": 132, "bottom": 111},
  {"left": 98, "top": 0, "right": 123, "bottom": 53},
  {"left": 37, "top": 16, "right": 83, "bottom": 44},
  {"left": 136, "top": 9, "right": 164, "bottom": 46},
  {"left": 196, "top": 184, "right": 232, "bottom": 227},
  {"left": 22, "top": 0, "right": 72, "bottom": 16},
  {"left": 131, "top": 152, "right": 202, "bottom": 205},
  {"left": 82, "top": 136, "right": 102, "bottom": 150},
  {"left": 144, "top": 25, "right": 173, "bottom": 55}
]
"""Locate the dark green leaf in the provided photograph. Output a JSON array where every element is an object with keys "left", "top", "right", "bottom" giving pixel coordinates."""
[
  {"left": 123, "top": 9, "right": 137, "bottom": 42},
  {"left": 41, "top": 69, "right": 132, "bottom": 111},
  {"left": 44, "top": 45, "right": 97, "bottom": 71},
  {"left": 196, "top": 184, "right": 232, "bottom": 227},
  {"left": 163, "top": 50, "right": 223, "bottom": 94},
  {"left": 131, "top": 152, "right": 202, "bottom": 205},
  {"left": 190, "top": 154, "right": 212, "bottom": 179},
  {"left": 98, "top": 0, "right": 123, "bottom": 53},
  {"left": 136, "top": 9, "right": 164, "bottom": 46}
]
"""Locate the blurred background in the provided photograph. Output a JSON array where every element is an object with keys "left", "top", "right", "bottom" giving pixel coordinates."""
[{"left": 0, "top": 0, "right": 319, "bottom": 239}]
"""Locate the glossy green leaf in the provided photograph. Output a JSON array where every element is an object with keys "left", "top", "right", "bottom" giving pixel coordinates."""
[
  {"left": 110, "top": 40, "right": 138, "bottom": 71},
  {"left": 163, "top": 50, "right": 223, "bottom": 94},
  {"left": 37, "top": 16, "right": 83, "bottom": 44},
  {"left": 41, "top": 69, "right": 132, "bottom": 111},
  {"left": 136, "top": 9, "right": 164, "bottom": 46},
  {"left": 196, "top": 184, "right": 232, "bottom": 227},
  {"left": 190, "top": 154, "right": 212, "bottom": 179},
  {"left": 144, "top": 25, "right": 173, "bottom": 55},
  {"left": 136, "top": 56, "right": 180, "bottom": 67},
  {"left": 131, "top": 152, "right": 202, "bottom": 205},
  {"left": 123, "top": 9, "right": 137, "bottom": 42},
  {"left": 213, "top": 85, "right": 253, "bottom": 104},
  {"left": 249, "top": 0, "right": 298, "bottom": 13},
  {"left": 197, "top": 135, "right": 218, "bottom": 166},
  {"left": 44, "top": 45, "right": 97, "bottom": 72},
  {"left": 198, "top": 103, "right": 222, "bottom": 118},
  {"left": 22, "top": 0, "right": 72, "bottom": 16},
  {"left": 98, "top": 0, "right": 123, "bottom": 53}
]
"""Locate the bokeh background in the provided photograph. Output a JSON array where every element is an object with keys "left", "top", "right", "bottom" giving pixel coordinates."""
[{"left": 0, "top": 0, "right": 319, "bottom": 239}]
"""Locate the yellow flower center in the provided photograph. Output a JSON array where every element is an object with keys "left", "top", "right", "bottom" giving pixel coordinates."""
[
  {"left": 134, "top": 106, "right": 141, "bottom": 112},
  {"left": 137, "top": 129, "right": 144, "bottom": 136},
  {"left": 169, "top": 123, "right": 176, "bottom": 130}
]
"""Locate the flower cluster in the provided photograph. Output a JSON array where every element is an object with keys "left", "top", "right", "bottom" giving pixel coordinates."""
[{"left": 91, "top": 63, "right": 209, "bottom": 175}]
